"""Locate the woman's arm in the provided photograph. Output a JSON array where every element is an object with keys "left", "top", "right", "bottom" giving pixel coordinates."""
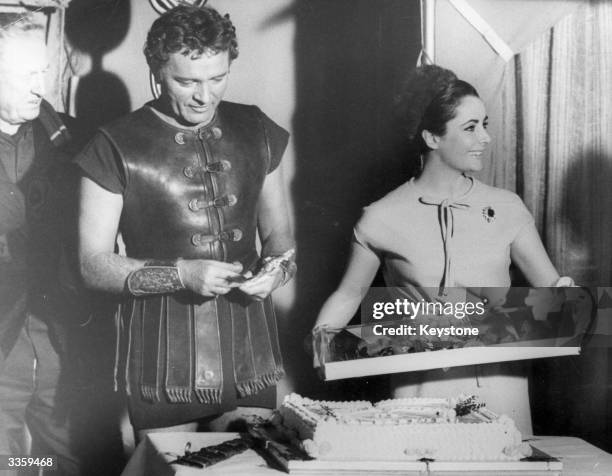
[
  {"left": 314, "top": 240, "right": 381, "bottom": 329},
  {"left": 510, "top": 223, "right": 560, "bottom": 287}
]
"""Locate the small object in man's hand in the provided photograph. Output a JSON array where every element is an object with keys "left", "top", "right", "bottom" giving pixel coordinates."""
[
  {"left": 226, "top": 268, "right": 254, "bottom": 284},
  {"left": 252, "top": 249, "right": 296, "bottom": 281},
  {"left": 231, "top": 249, "right": 296, "bottom": 285}
]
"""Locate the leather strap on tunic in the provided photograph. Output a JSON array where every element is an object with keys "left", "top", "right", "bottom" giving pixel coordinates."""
[{"left": 101, "top": 102, "right": 287, "bottom": 404}]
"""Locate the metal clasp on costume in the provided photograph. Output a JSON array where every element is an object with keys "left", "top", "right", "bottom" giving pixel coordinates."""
[
  {"left": 220, "top": 229, "right": 242, "bottom": 242},
  {"left": 191, "top": 229, "right": 243, "bottom": 246},
  {"left": 206, "top": 160, "right": 231, "bottom": 173},
  {"left": 188, "top": 194, "right": 237, "bottom": 211},
  {"left": 184, "top": 162, "right": 231, "bottom": 180},
  {"left": 197, "top": 126, "right": 223, "bottom": 141}
]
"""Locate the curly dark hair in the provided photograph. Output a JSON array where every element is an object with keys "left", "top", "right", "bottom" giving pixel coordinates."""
[
  {"left": 144, "top": 5, "right": 238, "bottom": 73},
  {"left": 394, "top": 65, "right": 480, "bottom": 160}
]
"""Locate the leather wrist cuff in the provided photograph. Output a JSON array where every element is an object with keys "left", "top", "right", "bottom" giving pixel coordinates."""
[{"left": 126, "top": 260, "right": 185, "bottom": 296}]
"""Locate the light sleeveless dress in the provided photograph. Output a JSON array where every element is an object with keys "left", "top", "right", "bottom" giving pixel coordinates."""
[{"left": 353, "top": 176, "right": 535, "bottom": 433}]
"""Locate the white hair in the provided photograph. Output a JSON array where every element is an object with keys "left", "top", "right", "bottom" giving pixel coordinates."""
[
  {"left": 0, "top": 13, "right": 45, "bottom": 61},
  {"left": 0, "top": 12, "right": 44, "bottom": 40}
]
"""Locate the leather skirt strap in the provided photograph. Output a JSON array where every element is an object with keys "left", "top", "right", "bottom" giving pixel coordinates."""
[
  {"left": 193, "top": 299, "right": 223, "bottom": 404},
  {"left": 164, "top": 296, "right": 195, "bottom": 403}
]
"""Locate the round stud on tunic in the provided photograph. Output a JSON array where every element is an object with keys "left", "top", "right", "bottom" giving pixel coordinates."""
[
  {"left": 211, "top": 127, "right": 222, "bottom": 140},
  {"left": 174, "top": 132, "right": 186, "bottom": 145},
  {"left": 188, "top": 198, "right": 200, "bottom": 211},
  {"left": 183, "top": 166, "right": 194, "bottom": 178},
  {"left": 203, "top": 370, "right": 215, "bottom": 380}
]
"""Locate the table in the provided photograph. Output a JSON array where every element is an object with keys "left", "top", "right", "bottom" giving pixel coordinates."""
[
  {"left": 121, "top": 433, "right": 612, "bottom": 476},
  {"left": 121, "top": 432, "right": 277, "bottom": 476}
]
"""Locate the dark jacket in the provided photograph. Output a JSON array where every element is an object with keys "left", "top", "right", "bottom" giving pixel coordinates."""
[{"left": 0, "top": 101, "right": 87, "bottom": 360}]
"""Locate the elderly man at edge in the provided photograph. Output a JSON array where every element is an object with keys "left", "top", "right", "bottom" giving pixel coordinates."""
[
  {"left": 0, "top": 13, "right": 85, "bottom": 476},
  {"left": 75, "top": 5, "right": 295, "bottom": 438}
]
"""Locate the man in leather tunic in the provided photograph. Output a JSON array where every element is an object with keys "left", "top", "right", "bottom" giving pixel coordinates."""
[{"left": 76, "top": 5, "right": 296, "bottom": 434}]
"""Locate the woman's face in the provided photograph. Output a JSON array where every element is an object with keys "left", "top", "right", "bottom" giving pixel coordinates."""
[{"left": 430, "top": 95, "right": 491, "bottom": 173}]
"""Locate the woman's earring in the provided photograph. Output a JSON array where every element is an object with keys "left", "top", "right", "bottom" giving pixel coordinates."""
[
  {"left": 419, "top": 154, "right": 424, "bottom": 172},
  {"left": 150, "top": 71, "right": 162, "bottom": 99}
]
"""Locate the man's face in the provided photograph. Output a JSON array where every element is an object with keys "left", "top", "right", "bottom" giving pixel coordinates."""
[
  {"left": 0, "top": 33, "right": 48, "bottom": 132},
  {"left": 157, "top": 49, "right": 230, "bottom": 127}
]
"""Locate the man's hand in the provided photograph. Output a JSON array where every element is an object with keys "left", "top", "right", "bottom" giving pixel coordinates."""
[
  {"left": 177, "top": 259, "right": 243, "bottom": 297},
  {"left": 237, "top": 267, "right": 283, "bottom": 300}
]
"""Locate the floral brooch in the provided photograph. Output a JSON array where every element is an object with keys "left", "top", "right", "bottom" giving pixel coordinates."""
[{"left": 482, "top": 206, "right": 496, "bottom": 223}]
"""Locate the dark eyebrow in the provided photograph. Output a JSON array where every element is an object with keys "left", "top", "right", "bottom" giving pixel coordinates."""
[
  {"left": 174, "top": 71, "right": 228, "bottom": 82},
  {"left": 461, "top": 116, "right": 489, "bottom": 126}
]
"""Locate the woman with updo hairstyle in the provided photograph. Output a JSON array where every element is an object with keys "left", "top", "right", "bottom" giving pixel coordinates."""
[{"left": 314, "top": 65, "right": 570, "bottom": 434}]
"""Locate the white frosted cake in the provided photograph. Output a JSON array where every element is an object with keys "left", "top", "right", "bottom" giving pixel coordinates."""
[{"left": 278, "top": 393, "right": 531, "bottom": 462}]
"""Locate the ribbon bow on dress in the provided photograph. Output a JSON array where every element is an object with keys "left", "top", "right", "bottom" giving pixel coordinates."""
[{"left": 418, "top": 195, "right": 470, "bottom": 297}]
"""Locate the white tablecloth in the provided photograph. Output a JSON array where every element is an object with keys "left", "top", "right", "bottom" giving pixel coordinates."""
[
  {"left": 527, "top": 436, "right": 612, "bottom": 476},
  {"left": 121, "top": 433, "right": 612, "bottom": 476},
  {"left": 121, "top": 432, "right": 278, "bottom": 476}
]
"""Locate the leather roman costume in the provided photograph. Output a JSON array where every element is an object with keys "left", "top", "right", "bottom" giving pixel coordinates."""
[{"left": 98, "top": 102, "right": 288, "bottom": 414}]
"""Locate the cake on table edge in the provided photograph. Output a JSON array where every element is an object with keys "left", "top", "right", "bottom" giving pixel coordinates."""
[{"left": 276, "top": 393, "right": 533, "bottom": 462}]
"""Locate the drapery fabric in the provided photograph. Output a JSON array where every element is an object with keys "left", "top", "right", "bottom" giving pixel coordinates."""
[
  {"left": 435, "top": 0, "right": 612, "bottom": 285},
  {"left": 518, "top": 3, "right": 612, "bottom": 449},
  {"left": 434, "top": 0, "right": 581, "bottom": 194},
  {"left": 434, "top": 0, "right": 612, "bottom": 450},
  {"left": 519, "top": 1, "right": 612, "bottom": 285}
]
